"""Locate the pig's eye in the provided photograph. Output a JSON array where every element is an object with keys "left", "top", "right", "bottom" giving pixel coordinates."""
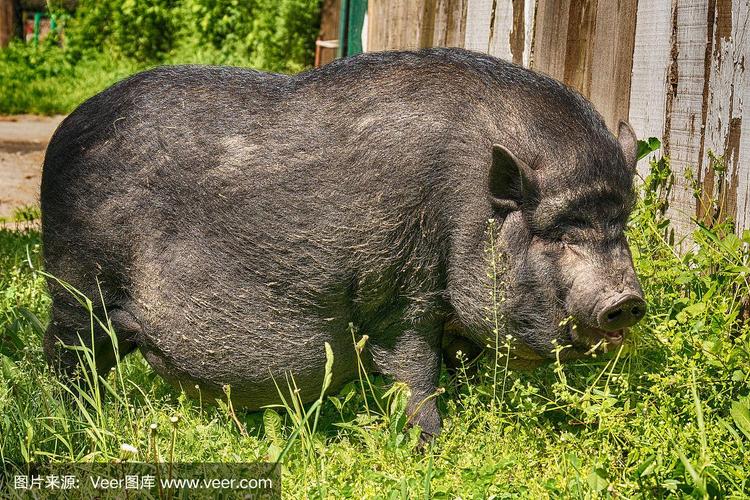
[
  {"left": 549, "top": 216, "right": 588, "bottom": 242},
  {"left": 565, "top": 216, "right": 589, "bottom": 229},
  {"left": 561, "top": 233, "right": 576, "bottom": 244}
]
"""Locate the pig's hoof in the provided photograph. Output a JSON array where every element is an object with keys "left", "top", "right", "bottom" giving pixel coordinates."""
[
  {"left": 414, "top": 427, "right": 442, "bottom": 453},
  {"left": 408, "top": 406, "right": 442, "bottom": 449},
  {"left": 418, "top": 428, "right": 440, "bottom": 446}
]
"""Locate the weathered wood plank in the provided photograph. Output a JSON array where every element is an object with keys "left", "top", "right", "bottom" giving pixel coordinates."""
[
  {"left": 366, "top": 0, "right": 385, "bottom": 51},
  {"left": 369, "top": 0, "right": 469, "bottom": 51},
  {"left": 318, "top": 0, "right": 341, "bottom": 65},
  {"left": 484, "top": 0, "right": 531, "bottom": 64},
  {"left": 420, "top": 0, "right": 439, "bottom": 47},
  {"left": 663, "top": 0, "right": 710, "bottom": 239},
  {"left": 628, "top": 0, "right": 672, "bottom": 176},
  {"left": 735, "top": 0, "right": 750, "bottom": 230},
  {"left": 588, "top": 0, "right": 638, "bottom": 130},
  {"left": 464, "top": 0, "right": 494, "bottom": 52},
  {"left": 561, "top": 0, "right": 596, "bottom": 94},
  {"left": 388, "top": 1, "right": 410, "bottom": 49},
  {"left": 399, "top": 1, "right": 425, "bottom": 49},
  {"left": 367, "top": 0, "right": 393, "bottom": 51},
  {"left": 522, "top": 0, "right": 535, "bottom": 65},
  {"left": 433, "top": 0, "right": 468, "bottom": 46},
  {"left": 530, "top": 0, "right": 571, "bottom": 81},
  {"left": 0, "top": 0, "right": 18, "bottom": 48},
  {"left": 488, "top": 0, "right": 514, "bottom": 60},
  {"left": 532, "top": 0, "right": 636, "bottom": 130},
  {"left": 738, "top": 81, "right": 750, "bottom": 230},
  {"left": 367, "top": 0, "right": 439, "bottom": 51},
  {"left": 701, "top": 0, "right": 750, "bottom": 230}
]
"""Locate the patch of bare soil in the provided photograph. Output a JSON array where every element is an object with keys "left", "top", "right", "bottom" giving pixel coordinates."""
[{"left": 0, "top": 115, "right": 65, "bottom": 220}]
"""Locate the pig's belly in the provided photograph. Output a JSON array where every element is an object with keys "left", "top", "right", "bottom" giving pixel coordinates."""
[
  {"left": 125, "top": 238, "right": 362, "bottom": 408},
  {"left": 136, "top": 321, "right": 358, "bottom": 409},
  {"left": 130, "top": 289, "right": 359, "bottom": 409}
]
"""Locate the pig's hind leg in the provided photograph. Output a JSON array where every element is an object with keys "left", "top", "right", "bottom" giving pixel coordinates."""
[{"left": 44, "top": 295, "right": 140, "bottom": 378}]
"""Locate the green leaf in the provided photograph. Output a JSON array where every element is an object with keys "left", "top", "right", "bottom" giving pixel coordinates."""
[
  {"left": 677, "top": 448, "right": 707, "bottom": 496},
  {"left": 685, "top": 302, "right": 707, "bottom": 315},
  {"left": 730, "top": 399, "right": 750, "bottom": 440},
  {"left": 586, "top": 468, "right": 609, "bottom": 492},
  {"left": 637, "top": 137, "right": 661, "bottom": 161},
  {"left": 266, "top": 443, "right": 281, "bottom": 462},
  {"left": 321, "top": 342, "right": 334, "bottom": 396},
  {"left": 19, "top": 307, "right": 46, "bottom": 337},
  {"left": 677, "top": 302, "right": 706, "bottom": 322},
  {"left": 328, "top": 396, "right": 343, "bottom": 412},
  {"left": 263, "top": 408, "right": 283, "bottom": 448},
  {"left": 636, "top": 455, "right": 656, "bottom": 477},
  {"left": 565, "top": 453, "right": 580, "bottom": 468},
  {"left": 0, "top": 319, "right": 24, "bottom": 357}
]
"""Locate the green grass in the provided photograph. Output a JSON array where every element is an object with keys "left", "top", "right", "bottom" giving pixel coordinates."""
[{"left": 0, "top": 158, "right": 748, "bottom": 498}]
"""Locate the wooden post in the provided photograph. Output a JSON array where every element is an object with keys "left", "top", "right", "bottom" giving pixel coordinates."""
[
  {"left": 463, "top": 0, "right": 494, "bottom": 53},
  {"left": 0, "top": 0, "right": 18, "bottom": 48},
  {"left": 318, "top": 0, "right": 341, "bottom": 65},
  {"left": 530, "top": 0, "right": 571, "bottom": 82},
  {"left": 587, "top": 0, "right": 638, "bottom": 130}
]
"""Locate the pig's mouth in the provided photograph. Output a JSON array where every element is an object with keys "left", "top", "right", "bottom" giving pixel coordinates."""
[
  {"left": 568, "top": 323, "right": 626, "bottom": 353},
  {"left": 601, "top": 329, "right": 625, "bottom": 345},
  {"left": 503, "top": 322, "right": 627, "bottom": 360},
  {"left": 442, "top": 317, "right": 626, "bottom": 365}
]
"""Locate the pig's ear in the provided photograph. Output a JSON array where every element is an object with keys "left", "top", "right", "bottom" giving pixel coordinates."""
[
  {"left": 617, "top": 120, "right": 638, "bottom": 172},
  {"left": 489, "top": 144, "right": 538, "bottom": 211}
]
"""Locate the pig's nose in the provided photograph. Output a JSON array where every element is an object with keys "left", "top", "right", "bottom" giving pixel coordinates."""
[{"left": 597, "top": 293, "right": 646, "bottom": 331}]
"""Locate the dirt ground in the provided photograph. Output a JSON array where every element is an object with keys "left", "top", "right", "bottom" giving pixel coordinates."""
[{"left": 0, "top": 115, "right": 65, "bottom": 220}]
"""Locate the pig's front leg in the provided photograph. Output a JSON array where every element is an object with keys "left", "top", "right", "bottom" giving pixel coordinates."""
[{"left": 371, "top": 324, "right": 444, "bottom": 440}]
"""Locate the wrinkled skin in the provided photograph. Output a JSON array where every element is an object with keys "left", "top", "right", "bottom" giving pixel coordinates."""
[{"left": 41, "top": 48, "right": 645, "bottom": 441}]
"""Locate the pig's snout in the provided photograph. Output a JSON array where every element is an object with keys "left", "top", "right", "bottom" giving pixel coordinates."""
[{"left": 597, "top": 293, "right": 646, "bottom": 331}]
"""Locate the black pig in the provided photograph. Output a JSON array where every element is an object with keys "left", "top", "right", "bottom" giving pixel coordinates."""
[{"left": 41, "top": 48, "right": 645, "bottom": 439}]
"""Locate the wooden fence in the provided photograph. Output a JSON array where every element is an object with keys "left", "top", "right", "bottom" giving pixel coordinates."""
[{"left": 356, "top": 0, "right": 750, "bottom": 238}]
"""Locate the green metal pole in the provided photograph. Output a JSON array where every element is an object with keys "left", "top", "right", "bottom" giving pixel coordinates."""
[
  {"left": 337, "top": 0, "right": 349, "bottom": 58},
  {"left": 346, "top": 0, "right": 367, "bottom": 56},
  {"left": 33, "top": 12, "right": 41, "bottom": 46}
]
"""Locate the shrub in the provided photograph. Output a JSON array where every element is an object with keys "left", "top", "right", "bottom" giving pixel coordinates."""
[
  {"left": 0, "top": 0, "right": 321, "bottom": 114},
  {"left": 68, "top": 0, "right": 177, "bottom": 62},
  {"left": 186, "top": 0, "right": 320, "bottom": 72}
]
